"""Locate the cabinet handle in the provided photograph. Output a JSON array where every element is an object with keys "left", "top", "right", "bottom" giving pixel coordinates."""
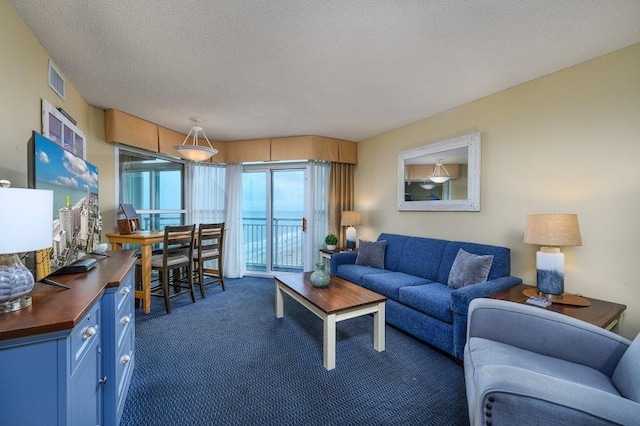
[
  {"left": 83, "top": 326, "right": 97, "bottom": 340},
  {"left": 121, "top": 286, "right": 131, "bottom": 295},
  {"left": 98, "top": 376, "right": 108, "bottom": 385},
  {"left": 120, "top": 353, "right": 132, "bottom": 365},
  {"left": 121, "top": 315, "right": 131, "bottom": 325}
]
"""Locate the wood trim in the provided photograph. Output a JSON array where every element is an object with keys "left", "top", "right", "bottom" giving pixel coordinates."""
[{"left": 105, "top": 109, "right": 158, "bottom": 152}]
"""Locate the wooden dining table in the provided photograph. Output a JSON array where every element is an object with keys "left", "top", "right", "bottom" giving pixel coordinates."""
[{"left": 105, "top": 230, "right": 165, "bottom": 314}]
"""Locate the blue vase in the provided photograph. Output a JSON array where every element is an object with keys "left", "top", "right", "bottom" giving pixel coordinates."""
[{"left": 309, "top": 261, "right": 330, "bottom": 287}]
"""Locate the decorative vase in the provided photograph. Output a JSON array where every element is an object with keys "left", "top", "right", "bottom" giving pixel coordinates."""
[
  {"left": 309, "top": 261, "right": 330, "bottom": 287},
  {"left": 326, "top": 244, "right": 336, "bottom": 251}
]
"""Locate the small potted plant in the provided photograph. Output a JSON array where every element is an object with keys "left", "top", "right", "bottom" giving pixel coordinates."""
[{"left": 325, "top": 234, "right": 338, "bottom": 251}]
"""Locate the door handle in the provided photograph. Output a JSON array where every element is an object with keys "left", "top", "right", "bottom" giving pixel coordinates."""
[{"left": 302, "top": 217, "right": 307, "bottom": 232}]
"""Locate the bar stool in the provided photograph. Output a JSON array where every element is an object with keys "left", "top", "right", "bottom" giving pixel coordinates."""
[
  {"left": 193, "top": 222, "right": 225, "bottom": 298},
  {"left": 145, "top": 224, "right": 196, "bottom": 314}
]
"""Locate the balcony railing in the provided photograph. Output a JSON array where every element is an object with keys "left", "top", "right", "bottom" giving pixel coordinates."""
[{"left": 244, "top": 216, "right": 303, "bottom": 272}]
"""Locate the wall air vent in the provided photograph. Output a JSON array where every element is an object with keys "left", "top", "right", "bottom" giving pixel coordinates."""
[{"left": 48, "top": 60, "right": 65, "bottom": 100}]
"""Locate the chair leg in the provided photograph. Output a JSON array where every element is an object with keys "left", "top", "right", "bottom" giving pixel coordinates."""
[
  {"left": 218, "top": 259, "right": 225, "bottom": 291},
  {"left": 162, "top": 268, "right": 171, "bottom": 314},
  {"left": 197, "top": 260, "right": 206, "bottom": 298},
  {"left": 188, "top": 264, "right": 196, "bottom": 303}
]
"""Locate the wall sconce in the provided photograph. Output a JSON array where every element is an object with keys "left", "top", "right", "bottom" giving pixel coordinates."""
[
  {"left": 341, "top": 211, "right": 361, "bottom": 250},
  {"left": 0, "top": 186, "right": 53, "bottom": 313}
]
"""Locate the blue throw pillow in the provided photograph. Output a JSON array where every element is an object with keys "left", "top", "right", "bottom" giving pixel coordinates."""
[
  {"left": 355, "top": 239, "right": 387, "bottom": 269},
  {"left": 447, "top": 248, "right": 494, "bottom": 289}
]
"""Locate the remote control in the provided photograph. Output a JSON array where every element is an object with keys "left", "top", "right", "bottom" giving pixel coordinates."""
[{"left": 526, "top": 296, "right": 552, "bottom": 308}]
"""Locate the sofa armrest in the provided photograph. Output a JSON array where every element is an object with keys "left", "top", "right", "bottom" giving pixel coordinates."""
[
  {"left": 467, "top": 298, "right": 630, "bottom": 375},
  {"left": 450, "top": 276, "right": 522, "bottom": 315},
  {"left": 329, "top": 251, "right": 358, "bottom": 275},
  {"left": 466, "top": 364, "right": 640, "bottom": 426}
]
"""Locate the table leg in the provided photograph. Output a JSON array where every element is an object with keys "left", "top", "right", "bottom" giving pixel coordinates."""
[
  {"left": 140, "top": 245, "right": 152, "bottom": 314},
  {"left": 323, "top": 314, "right": 337, "bottom": 370},
  {"left": 275, "top": 282, "right": 284, "bottom": 318},
  {"left": 110, "top": 242, "right": 123, "bottom": 250},
  {"left": 374, "top": 302, "right": 385, "bottom": 352}
]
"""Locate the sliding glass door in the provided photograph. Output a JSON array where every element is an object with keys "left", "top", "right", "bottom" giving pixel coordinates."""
[{"left": 243, "top": 165, "right": 306, "bottom": 274}]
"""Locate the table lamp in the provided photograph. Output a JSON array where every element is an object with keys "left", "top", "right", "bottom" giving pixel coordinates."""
[
  {"left": 341, "top": 211, "right": 361, "bottom": 250},
  {"left": 523, "top": 214, "right": 582, "bottom": 298},
  {"left": 0, "top": 186, "right": 53, "bottom": 313}
]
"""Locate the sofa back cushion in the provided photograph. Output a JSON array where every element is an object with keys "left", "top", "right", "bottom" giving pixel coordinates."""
[
  {"left": 377, "top": 233, "right": 410, "bottom": 271},
  {"left": 396, "top": 236, "right": 449, "bottom": 281},
  {"left": 438, "top": 241, "right": 510, "bottom": 284}
]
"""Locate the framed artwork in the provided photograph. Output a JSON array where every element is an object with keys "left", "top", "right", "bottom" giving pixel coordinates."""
[{"left": 42, "top": 98, "right": 86, "bottom": 159}]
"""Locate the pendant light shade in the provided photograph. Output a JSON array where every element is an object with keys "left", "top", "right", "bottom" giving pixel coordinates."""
[
  {"left": 174, "top": 118, "right": 218, "bottom": 162},
  {"left": 428, "top": 160, "right": 451, "bottom": 184}
]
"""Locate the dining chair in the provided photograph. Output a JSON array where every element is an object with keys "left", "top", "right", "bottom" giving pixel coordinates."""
[
  {"left": 193, "top": 222, "right": 225, "bottom": 298},
  {"left": 146, "top": 224, "right": 196, "bottom": 313}
]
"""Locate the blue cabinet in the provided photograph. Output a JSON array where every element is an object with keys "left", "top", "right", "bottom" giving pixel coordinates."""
[{"left": 0, "top": 252, "right": 136, "bottom": 426}]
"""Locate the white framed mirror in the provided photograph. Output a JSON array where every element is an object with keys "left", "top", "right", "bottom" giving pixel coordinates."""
[{"left": 397, "top": 132, "right": 480, "bottom": 211}]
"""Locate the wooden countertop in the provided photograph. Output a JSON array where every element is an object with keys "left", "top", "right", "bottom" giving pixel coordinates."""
[{"left": 0, "top": 250, "right": 137, "bottom": 341}]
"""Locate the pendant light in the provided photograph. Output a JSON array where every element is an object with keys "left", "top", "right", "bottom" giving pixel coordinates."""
[
  {"left": 428, "top": 159, "right": 451, "bottom": 184},
  {"left": 174, "top": 117, "right": 218, "bottom": 162}
]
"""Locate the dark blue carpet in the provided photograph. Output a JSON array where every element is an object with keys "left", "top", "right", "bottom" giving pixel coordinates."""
[{"left": 121, "top": 276, "right": 469, "bottom": 425}]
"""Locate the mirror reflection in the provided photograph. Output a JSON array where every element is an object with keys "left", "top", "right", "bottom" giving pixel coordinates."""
[{"left": 397, "top": 132, "right": 480, "bottom": 211}]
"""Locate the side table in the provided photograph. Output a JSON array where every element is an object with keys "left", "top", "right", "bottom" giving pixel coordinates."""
[
  {"left": 489, "top": 284, "right": 626, "bottom": 332},
  {"left": 319, "top": 248, "right": 357, "bottom": 272}
]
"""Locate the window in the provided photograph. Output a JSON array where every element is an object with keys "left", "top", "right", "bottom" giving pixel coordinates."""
[{"left": 119, "top": 148, "right": 185, "bottom": 230}]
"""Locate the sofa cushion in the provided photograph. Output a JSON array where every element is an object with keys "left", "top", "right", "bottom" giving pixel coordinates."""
[
  {"left": 336, "top": 264, "right": 390, "bottom": 286},
  {"left": 439, "top": 241, "right": 510, "bottom": 284},
  {"left": 396, "top": 237, "right": 448, "bottom": 281},
  {"left": 399, "top": 282, "right": 453, "bottom": 323},
  {"left": 447, "top": 248, "right": 493, "bottom": 289},
  {"left": 377, "top": 233, "right": 410, "bottom": 271},
  {"left": 355, "top": 239, "right": 387, "bottom": 269},
  {"left": 362, "top": 272, "right": 431, "bottom": 301}
]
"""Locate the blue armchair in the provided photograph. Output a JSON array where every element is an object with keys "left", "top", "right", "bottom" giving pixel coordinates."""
[{"left": 464, "top": 298, "right": 640, "bottom": 425}]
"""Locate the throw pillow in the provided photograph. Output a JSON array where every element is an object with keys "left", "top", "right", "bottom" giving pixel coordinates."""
[
  {"left": 355, "top": 239, "right": 387, "bottom": 269},
  {"left": 447, "top": 248, "right": 494, "bottom": 289}
]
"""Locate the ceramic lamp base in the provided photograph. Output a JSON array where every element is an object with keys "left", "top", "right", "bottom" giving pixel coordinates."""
[
  {"left": 0, "top": 295, "right": 32, "bottom": 314},
  {"left": 536, "top": 247, "right": 564, "bottom": 295}
]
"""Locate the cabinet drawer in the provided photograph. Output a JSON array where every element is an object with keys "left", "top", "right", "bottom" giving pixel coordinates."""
[
  {"left": 115, "top": 335, "right": 134, "bottom": 404},
  {"left": 116, "top": 271, "right": 134, "bottom": 313},
  {"left": 70, "top": 301, "right": 101, "bottom": 373},
  {"left": 116, "top": 306, "right": 134, "bottom": 351}
]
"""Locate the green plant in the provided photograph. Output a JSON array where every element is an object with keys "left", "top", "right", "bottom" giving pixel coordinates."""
[{"left": 325, "top": 233, "right": 338, "bottom": 245}]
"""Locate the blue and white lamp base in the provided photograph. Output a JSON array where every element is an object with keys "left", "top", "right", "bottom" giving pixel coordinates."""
[{"left": 536, "top": 247, "right": 564, "bottom": 296}]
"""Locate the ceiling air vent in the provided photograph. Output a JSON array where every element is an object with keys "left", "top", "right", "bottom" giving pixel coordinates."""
[{"left": 48, "top": 60, "right": 65, "bottom": 100}]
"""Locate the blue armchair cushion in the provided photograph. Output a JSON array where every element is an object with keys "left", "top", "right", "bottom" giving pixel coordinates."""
[
  {"left": 355, "top": 239, "right": 387, "bottom": 269},
  {"left": 447, "top": 248, "right": 493, "bottom": 289},
  {"left": 613, "top": 334, "right": 640, "bottom": 402}
]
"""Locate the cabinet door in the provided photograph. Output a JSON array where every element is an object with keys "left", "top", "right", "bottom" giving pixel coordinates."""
[{"left": 70, "top": 341, "right": 102, "bottom": 426}]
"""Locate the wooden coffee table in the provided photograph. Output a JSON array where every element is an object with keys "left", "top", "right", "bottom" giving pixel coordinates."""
[
  {"left": 275, "top": 272, "right": 387, "bottom": 370},
  {"left": 489, "top": 284, "right": 627, "bottom": 331}
]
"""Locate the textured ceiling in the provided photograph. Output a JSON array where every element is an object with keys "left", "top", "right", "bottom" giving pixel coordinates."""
[{"left": 7, "top": 1, "right": 640, "bottom": 142}]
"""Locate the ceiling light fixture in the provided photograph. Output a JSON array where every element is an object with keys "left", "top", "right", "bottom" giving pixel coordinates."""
[
  {"left": 174, "top": 117, "right": 218, "bottom": 162},
  {"left": 419, "top": 182, "right": 436, "bottom": 190},
  {"left": 428, "top": 159, "right": 450, "bottom": 183}
]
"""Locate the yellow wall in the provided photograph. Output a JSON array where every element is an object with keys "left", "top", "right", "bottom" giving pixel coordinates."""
[
  {"left": 0, "top": 0, "right": 117, "bottom": 235},
  {"left": 356, "top": 43, "right": 640, "bottom": 339}
]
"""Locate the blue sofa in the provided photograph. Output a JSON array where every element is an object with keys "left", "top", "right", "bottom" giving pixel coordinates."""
[{"left": 330, "top": 233, "right": 522, "bottom": 359}]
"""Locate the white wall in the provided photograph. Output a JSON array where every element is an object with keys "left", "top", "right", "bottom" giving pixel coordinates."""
[{"left": 355, "top": 44, "right": 640, "bottom": 339}]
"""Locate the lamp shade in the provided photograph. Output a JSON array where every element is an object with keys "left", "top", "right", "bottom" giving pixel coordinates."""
[
  {"left": 524, "top": 214, "right": 582, "bottom": 247},
  {"left": 341, "top": 211, "right": 361, "bottom": 227},
  {"left": 0, "top": 188, "right": 53, "bottom": 254}
]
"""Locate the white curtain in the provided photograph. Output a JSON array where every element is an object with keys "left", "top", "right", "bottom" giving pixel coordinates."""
[
  {"left": 186, "top": 162, "right": 226, "bottom": 225},
  {"left": 224, "top": 163, "right": 246, "bottom": 278},
  {"left": 311, "top": 161, "right": 330, "bottom": 261}
]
